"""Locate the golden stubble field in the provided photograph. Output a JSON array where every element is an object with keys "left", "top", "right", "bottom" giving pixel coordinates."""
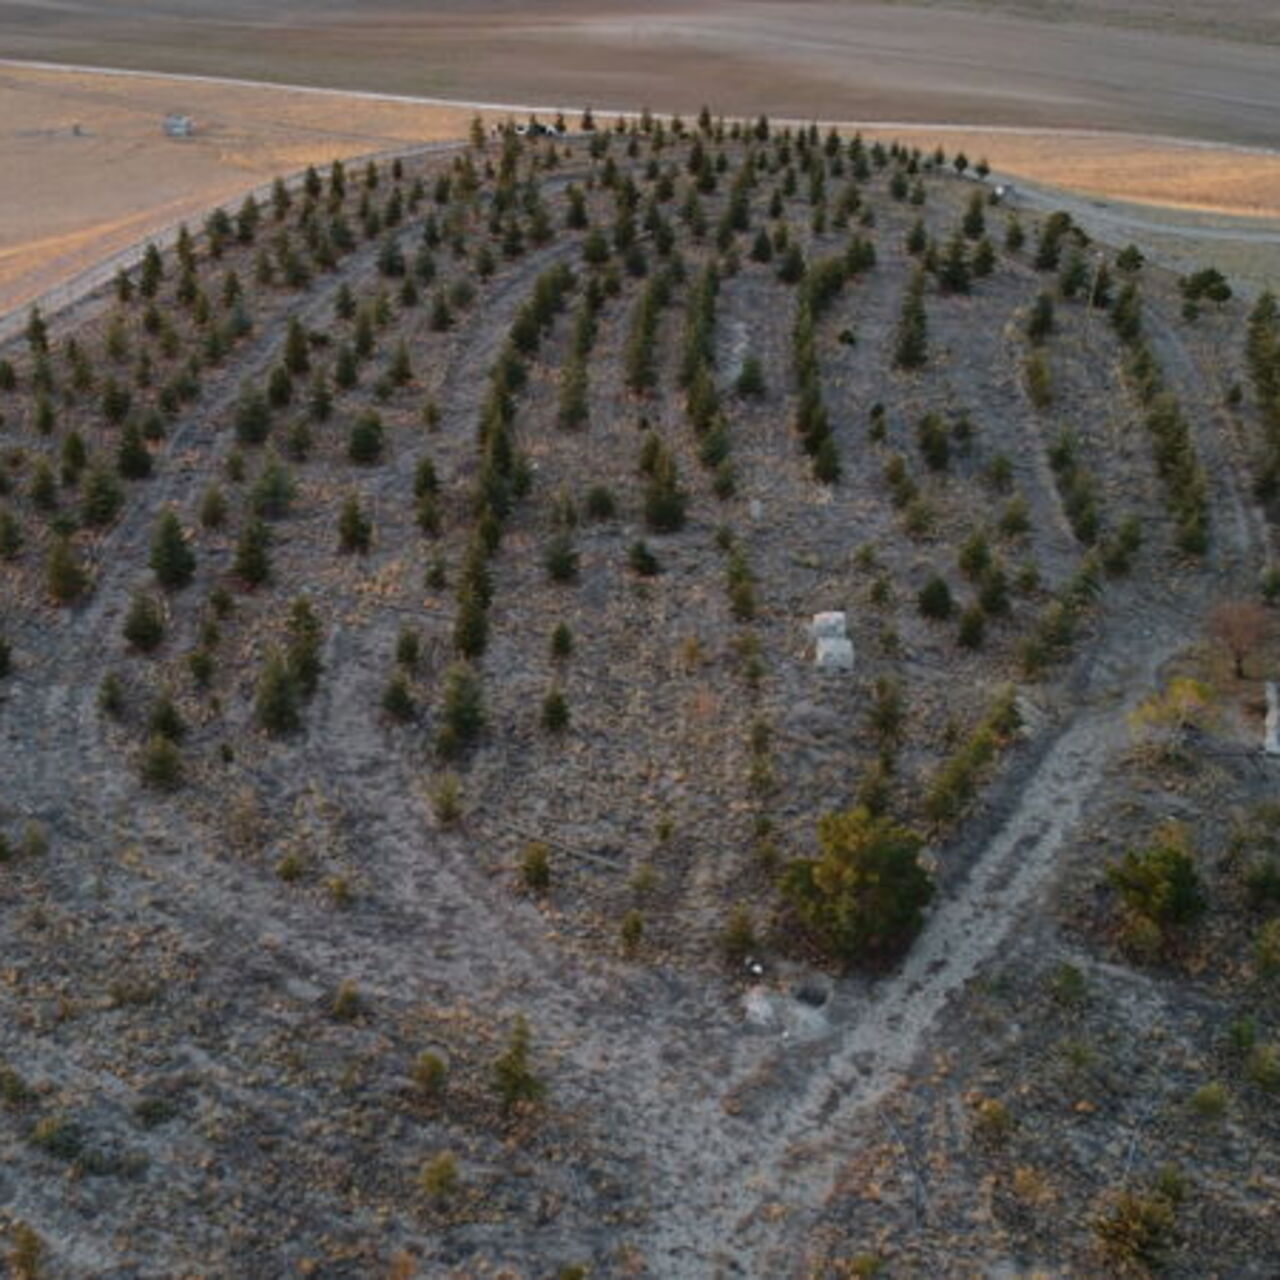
[
  {"left": 2, "top": 60, "right": 1279, "bottom": 320},
  {"left": 0, "top": 64, "right": 495, "bottom": 318}
]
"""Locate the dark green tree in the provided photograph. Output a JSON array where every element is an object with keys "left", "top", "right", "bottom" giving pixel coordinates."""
[
  {"left": 46, "top": 536, "right": 88, "bottom": 604},
  {"left": 436, "top": 662, "right": 486, "bottom": 758},
  {"left": 123, "top": 592, "right": 165, "bottom": 652},
  {"left": 782, "top": 807, "right": 934, "bottom": 965},
  {"left": 338, "top": 493, "right": 372, "bottom": 552},
  {"left": 255, "top": 650, "right": 301, "bottom": 735},
  {"left": 893, "top": 270, "right": 928, "bottom": 370},
  {"left": 234, "top": 518, "right": 271, "bottom": 587},
  {"left": 492, "top": 1015, "right": 545, "bottom": 1113},
  {"left": 150, "top": 510, "right": 196, "bottom": 589}
]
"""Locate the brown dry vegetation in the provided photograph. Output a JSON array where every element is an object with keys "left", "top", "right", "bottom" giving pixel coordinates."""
[
  {"left": 1, "top": 117, "right": 1279, "bottom": 1277},
  {"left": 0, "top": 64, "right": 505, "bottom": 319}
]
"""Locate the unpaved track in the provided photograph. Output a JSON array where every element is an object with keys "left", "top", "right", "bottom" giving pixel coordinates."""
[{"left": 620, "top": 310, "right": 1265, "bottom": 1274}]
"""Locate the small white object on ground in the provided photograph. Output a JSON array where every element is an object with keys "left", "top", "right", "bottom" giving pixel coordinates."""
[
  {"left": 815, "top": 635, "right": 855, "bottom": 672},
  {"left": 1266, "top": 682, "right": 1280, "bottom": 756},
  {"left": 809, "top": 611, "right": 847, "bottom": 641}
]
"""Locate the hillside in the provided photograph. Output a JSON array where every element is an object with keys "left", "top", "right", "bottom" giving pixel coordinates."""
[{"left": 1, "top": 118, "right": 1279, "bottom": 1277}]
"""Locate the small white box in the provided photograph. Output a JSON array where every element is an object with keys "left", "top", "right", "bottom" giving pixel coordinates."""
[
  {"left": 815, "top": 636, "right": 854, "bottom": 672},
  {"left": 810, "top": 611, "right": 848, "bottom": 641}
]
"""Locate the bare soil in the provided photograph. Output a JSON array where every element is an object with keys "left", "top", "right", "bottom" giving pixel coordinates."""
[{"left": 0, "top": 123, "right": 1276, "bottom": 1277}]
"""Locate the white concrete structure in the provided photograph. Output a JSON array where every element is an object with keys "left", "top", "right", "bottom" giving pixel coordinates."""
[
  {"left": 810, "top": 611, "right": 848, "bottom": 641},
  {"left": 815, "top": 635, "right": 855, "bottom": 672}
]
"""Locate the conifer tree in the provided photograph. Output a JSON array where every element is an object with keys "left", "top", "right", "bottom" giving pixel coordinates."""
[
  {"left": 893, "top": 269, "right": 929, "bottom": 370},
  {"left": 234, "top": 518, "right": 271, "bottom": 587},
  {"left": 150, "top": 510, "right": 196, "bottom": 589}
]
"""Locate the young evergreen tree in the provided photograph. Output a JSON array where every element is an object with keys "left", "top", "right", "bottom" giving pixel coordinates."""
[
  {"left": 234, "top": 518, "right": 271, "bottom": 587},
  {"left": 255, "top": 650, "right": 301, "bottom": 735},
  {"left": 284, "top": 597, "right": 324, "bottom": 698},
  {"left": 781, "top": 807, "right": 933, "bottom": 965},
  {"left": 893, "top": 269, "right": 929, "bottom": 370},
  {"left": 338, "top": 494, "right": 372, "bottom": 553},
  {"left": 492, "top": 1015, "right": 545, "bottom": 1113},
  {"left": 46, "top": 535, "right": 88, "bottom": 604},
  {"left": 150, "top": 510, "right": 196, "bottom": 589},
  {"left": 436, "top": 662, "right": 486, "bottom": 759},
  {"left": 123, "top": 592, "right": 166, "bottom": 652},
  {"left": 643, "top": 442, "right": 687, "bottom": 533},
  {"left": 117, "top": 421, "right": 152, "bottom": 479},
  {"left": 80, "top": 463, "right": 122, "bottom": 526}
]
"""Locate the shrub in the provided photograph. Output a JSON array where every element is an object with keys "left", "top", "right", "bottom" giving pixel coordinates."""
[
  {"left": 493, "top": 1015, "right": 544, "bottom": 1112},
  {"left": 1027, "top": 291, "right": 1055, "bottom": 344},
  {"left": 1107, "top": 827, "right": 1204, "bottom": 930},
  {"left": 233, "top": 519, "right": 271, "bottom": 586},
  {"left": 420, "top": 1151, "right": 459, "bottom": 1202},
  {"left": 234, "top": 384, "right": 271, "bottom": 445},
  {"left": 1256, "top": 918, "right": 1280, "bottom": 976},
  {"left": 721, "top": 905, "right": 757, "bottom": 967},
  {"left": 957, "top": 604, "right": 986, "bottom": 649},
  {"left": 727, "top": 549, "right": 756, "bottom": 620},
  {"left": 80, "top": 465, "right": 122, "bottom": 526},
  {"left": 918, "top": 575, "right": 953, "bottom": 620},
  {"left": 736, "top": 354, "right": 765, "bottom": 397},
  {"left": 531, "top": 625, "right": 568, "bottom": 673},
  {"left": 643, "top": 443, "right": 687, "bottom": 533},
  {"left": 584, "top": 485, "right": 617, "bottom": 521},
  {"left": 249, "top": 454, "right": 294, "bottom": 519},
  {"left": 285, "top": 598, "right": 323, "bottom": 697},
  {"left": 1025, "top": 350, "right": 1053, "bottom": 408},
  {"left": 116, "top": 422, "right": 152, "bottom": 479},
  {"left": 1247, "top": 1043, "right": 1280, "bottom": 1092},
  {"left": 916, "top": 413, "right": 949, "bottom": 470},
  {"left": 8, "top": 1222, "right": 43, "bottom": 1280},
  {"left": 150, "top": 511, "right": 196, "bottom": 589},
  {"left": 1189, "top": 1081, "right": 1228, "bottom": 1119},
  {"left": 430, "top": 772, "right": 462, "bottom": 825},
  {"left": 1095, "top": 1187, "right": 1178, "bottom": 1273},
  {"left": 331, "top": 979, "right": 361, "bottom": 1022},
  {"left": 782, "top": 807, "right": 933, "bottom": 965},
  {"left": 382, "top": 672, "right": 415, "bottom": 722},
  {"left": 628, "top": 540, "right": 661, "bottom": 577},
  {"left": 348, "top": 410, "right": 384, "bottom": 463},
  {"left": 395, "top": 627, "right": 421, "bottom": 671},
  {"left": 255, "top": 651, "right": 301, "bottom": 735},
  {"left": 123, "top": 593, "right": 165, "bottom": 652},
  {"left": 139, "top": 734, "right": 184, "bottom": 790},
  {"left": 541, "top": 686, "right": 570, "bottom": 733},
  {"left": 893, "top": 269, "right": 928, "bottom": 370},
  {"left": 98, "top": 672, "right": 124, "bottom": 718},
  {"left": 338, "top": 494, "right": 372, "bottom": 553},
  {"left": 436, "top": 663, "right": 485, "bottom": 758},
  {"left": 0, "top": 507, "right": 23, "bottom": 560},
  {"left": 413, "top": 1051, "right": 447, "bottom": 1100},
  {"left": 521, "top": 842, "right": 551, "bottom": 892},
  {"left": 199, "top": 484, "right": 227, "bottom": 529},
  {"left": 46, "top": 536, "right": 88, "bottom": 604},
  {"left": 545, "top": 531, "right": 579, "bottom": 582}
]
